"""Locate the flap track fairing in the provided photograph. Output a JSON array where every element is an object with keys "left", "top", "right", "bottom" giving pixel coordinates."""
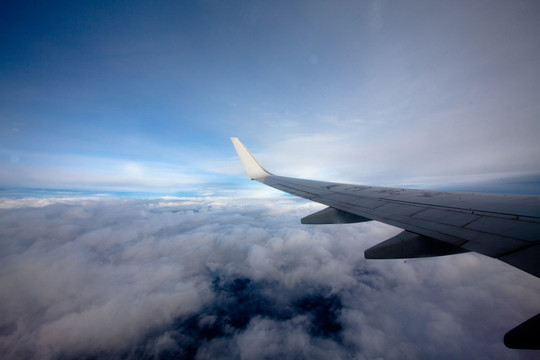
[
  {"left": 301, "top": 206, "right": 372, "bottom": 224},
  {"left": 365, "top": 230, "right": 470, "bottom": 259}
]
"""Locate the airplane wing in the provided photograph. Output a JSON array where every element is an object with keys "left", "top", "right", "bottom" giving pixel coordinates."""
[{"left": 231, "top": 137, "right": 540, "bottom": 349}]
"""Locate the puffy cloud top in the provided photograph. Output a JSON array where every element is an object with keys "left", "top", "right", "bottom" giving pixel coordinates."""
[{"left": 0, "top": 197, "right": 538, "bottom": 359}]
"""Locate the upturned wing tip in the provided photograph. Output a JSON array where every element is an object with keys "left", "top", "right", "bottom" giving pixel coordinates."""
[{"left": 230, "top": 138, "right": 271, "bottom": 180}]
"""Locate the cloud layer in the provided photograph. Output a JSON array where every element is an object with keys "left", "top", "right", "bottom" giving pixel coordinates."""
[{"left": 0, "top": 197, "right": 539, "bottom": 359}]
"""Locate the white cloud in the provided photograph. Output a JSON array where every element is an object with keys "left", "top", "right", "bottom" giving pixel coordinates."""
[{"left": 0, "top": 197, "right": 538, "bottom": 359}]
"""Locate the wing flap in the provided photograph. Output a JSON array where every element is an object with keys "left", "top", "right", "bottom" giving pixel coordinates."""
[
  {"left": 504, "top": 313, "right": 540, "bottom": 349},
  {"left": 301, "top": 206, "right": 372, "bottom": 224},
  {"left": 498, "top": 244, "right": 540, "bottom": 278},
  {"left": 364, "top": 230, "right": 470, "bottom": 259}
]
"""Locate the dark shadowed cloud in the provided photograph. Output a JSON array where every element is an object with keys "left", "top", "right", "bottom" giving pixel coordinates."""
[{"left": 0, "top": 197, "right": 539, "bottom": 359}]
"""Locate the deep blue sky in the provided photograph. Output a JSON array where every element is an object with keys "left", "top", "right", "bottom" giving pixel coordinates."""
[{"left": 1, "top": 1, "right": 539, "bottom": 195}]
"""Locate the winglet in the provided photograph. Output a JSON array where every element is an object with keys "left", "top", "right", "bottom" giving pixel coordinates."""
[{"left": 230, "top": 137, "right": 272, "bottom": 180}]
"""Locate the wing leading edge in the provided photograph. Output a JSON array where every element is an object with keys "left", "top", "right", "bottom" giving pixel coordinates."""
[{"left": 231, "top": 137, "right": 540, "bottom": 349}]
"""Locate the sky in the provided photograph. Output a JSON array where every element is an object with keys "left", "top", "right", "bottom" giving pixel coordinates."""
[
  {"left": 0, "top": 0, "right": 539, "bottom": 195},
  {"left": 1, "top": 1, "right": 540, "bottom": 359}
]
